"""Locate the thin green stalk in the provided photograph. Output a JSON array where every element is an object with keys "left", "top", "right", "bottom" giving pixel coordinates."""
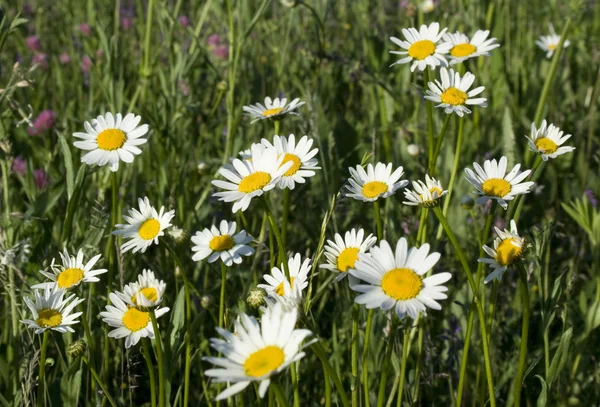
[
  {"left": 424, "top": 68, "right": 435, "bottom": 166},
  {"left": 416, "top": 208, "right": 428, "bottom": 246},
  {"left": 261, "top": 196, "right": 290, "bottom": 279},
  {"left": 362, "top": 309, "right": 374, "bottom": 407},
  {"left": 223, "top": 0, "right": 236, "bottom": 163},
  {"left": 429, "top": 114, "right": 453, "bottom": 175},
  {"left": 290, "top": 363, "right": 300, "bottom": 407},
  {"left": 374, "top": 200, "right": 383, "bottom": 240},
  {"left": 514, "top": 262, "right": 531, "bottom": 406},
  {"left": 1, "top": 160, "right": 9, "bottom": 218},
  {"left": 456, "top": 302, "right": 476, "bottom": 405},
  {"left": 396, "top": 327, "right": 410, "bottom": 407},
  {"left": 274, "top": 119, "right": 281, "bottom": 135},
  {"left": 377, "top": 319, "right": 397, "bottom": 407},
  {"left": 270, "top": 380, "right": 290, "bottom": 407},
  {"left": 411, "top": 319, "right": 424, "bottom": 404},
  {"left": 312, "top": 342, "right": 351, "bottom": 407},
  {"left": 80, "top": 306, "right": 96, "bottom": 394},
  {"left": 81, "top": 356, "right": 117, "bottom": 407},
  {"left": 351, "top": 303, "right": 359, "bottom": 407},
  {"left": 37, "top": 331, "right": 50, "bottom": 407},
  {"left": 511, "top": 156, "right": 544, "bottom": 223},
  {"left": 219, "top": 263, "right": 227, "bottom": 327},
  {"left": 282, "top": 188, "right": 290, "bottom": 248},
  {"left": 486, "top": 282, "right": 499, "bottom": 344},
  {"left": 140, "top": 0, "right": 155, "bottom": 77},
  {"left": 324, "top": 366, "right": 332, "bottom": 407},
  {"left": 141, "top": 338, "right": 158, "bottom": 407},
  {"left": 150, "top": 311, "right": 166, "bottom": 407}
]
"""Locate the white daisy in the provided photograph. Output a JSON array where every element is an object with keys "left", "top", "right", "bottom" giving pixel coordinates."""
[
  {"left": 320, "top": 228, "right": 377, "bottom": 283},
  {"left": 73, "top": 112, "right": 148, "bottom": 172},
  {"left": 443, "top": 30, "right": 500, "bottom": 64},
  {"left": 389, "top": 22, "right": 452, "bottom": 72},
  {"left": 212, "top": 147, "right": 292, "bottom": 213},
  {"left": 99, "top": 291, "right": 169, "bottom": 349},
  {"left": 349, "top": 238, "right": 451, "bottom": 320},
  {"left": 526, "top": 120, "right": 575, "bottom": 161},
  {"left": 345, "top": 162, "right": 408, "bottom": 202},
  {"left": 203, "top": 302, "right": 313, "bottom": 400},
  {"left": 258, "top": 253, "right": 310, "bottom": 308},
  {"left": 478, "top": 220, "right": 525, "bottom": 283},
  {"left": 424, "top": 67, "right": 487, "bottom": 116},
  {"left": 536, "top": 25, "right": 570, "bottom": 58},
  {"left": 260, "top": 134, "right": 320, "bottom": 190},
  {"left": 464, "top": 156, "right": 535, "bottom": 210},
  {"left": 403, "top": 174, "right": 448, "bottom": 207},
  {"left": 32, "top": 248, "right": 107, "bottom": 290},
  {"left": 121, "top": 269, "right": 167, "bottom": 308},
  {"left": 21, "top": 286, "right": 84, "bottom": 334},
  {"left": 242, "top": 97, "right": 305, "bottom": 123},
  {"left": 238, "top": 143, "right": 264, "bottom": 160},
  {"left": 113, "top": 197, "right": 175, "bottom": 254},
  {"left": 191, "top": 220, "right": 254, "bottom": 266}
]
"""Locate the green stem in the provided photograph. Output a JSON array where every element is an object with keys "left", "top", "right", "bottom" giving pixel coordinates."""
[
  {"left": 261, "top": 196, "right": 290, "bottom": 279},
  {"left": 411, "top": 319, "right": 424, "bottom": 404},
  {"left": 1, "top": 160, "right": 9, "bottom": 219},
  {"left": 141, "top": 339, "right": 158, "bottom": 407},
  {"left": 456, "top": 302, "right": 476, "bottom": 405},
  {"left": 80, "top": 306, "right": 96, "bottom": 394},
  {"left": 140, "top": 0, "right": 155, "bottom": 77},
  {"left": 396, "top": 327, "right": 410, "bottom": 407},
  {"left": 514, "top": 262, "right": 530, "bottom": 407},
  {"left": 290, "top": 362, "right": 300, "bottom": 407},
  {"left": 424, "top": 68, "right": 435, "bottom": 167},
  {"left": 37, "top": 331, "right": 50, "bottom": 407},
  {"left": 219, "top": 263, "right": 227, "bottom": 327},
  {"left": 150, "top": 311, "right": 166, "bottom": 407},
  {"left": 429, "top": 114, "right": 453, "bottom": 175},
  {"left": 282, "top": 188, "right": 290, "bottom": 248},
  {"left": 374, "top": 201, "right": 383, "bottom": 240},
  {"left": 81, "top": 356, "right": 117, "bottom": 407},
  {"left": 510, "top": 156, "right": 544, "bottom": 224},
  {"left": 312, "top": 342, "right": 351, "bottom": 407},
  {"left": 274, "top": 119, "right": 281, "bottom": 135},
  {"left": 362, "top": 309, "right": 374, "bottom": 407},
  {"left": 351, "top": 303, "right": 359, "bottom": 407},
  {"left": 270, "top": 380, "right": 290, "bottom": 407},
  {"left": 223, "top": 0, "right": 236, "bottom": 163},
  {"left": 324, "top": 366, "right": 332, "bottom": 407},
  {"left": 376, "top": 319, "right": 397, "bottom": 407},
  {"left": 486, "top": 282, "right": 499, "bottom": 344}
]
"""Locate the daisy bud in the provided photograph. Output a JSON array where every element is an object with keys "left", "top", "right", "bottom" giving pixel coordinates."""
[
  {"left": 67, "top": 340, "right": 87, "bottom": 358},
  {"left": 201, "top": 295, "right": 213, "bottom": 309},
  {"left": 247, "top": 288, "right": 266, "bottom": 309},
  {"left": 407, "top": 144, "right": 421, "bottom": 156}
]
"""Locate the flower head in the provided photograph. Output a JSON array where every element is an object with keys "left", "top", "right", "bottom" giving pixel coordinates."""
[
  {"left": 479, "top": 220, "right": 525, "bottom": 283},
  {"left": 443, "top": 30, "right": 500, "bottom": 64},
  {"left": 389, "top": 22, "right": 451, "bottom": 71},
  {"left": 26, "top": 35, "right": 41, "bottom": 52},
  {"left": 424, "top": 68, "right": 486, "bottom": 116},
  {"left": 12, "top": 157, "right": 26, "bottom": 176},
  {"left": 321, "top": 228, "right": 377, "bottom": 283},
  {"left": 21, "top": 286, "right": 84, "bottom": 334},
  {"left": 191, "top": 220, "right": 254, "bottom": 266},
  {"left": 346, "top": 162, "right": 408, "bottom": 202},
  {"left": 526, "top": 120, "right": 575, "bottom": 161},
  {"left": 403, "top": 174, "right": 447, "bottom": 207},
  {"left": 258, "top": 253, "right": 310, "bottom": 308},
  {"left": 536, "top": 25, "right": 570, "bottom": 58},
  {"left": 243, "top": 97, "right": 305, "bottom": 123},
  {"left": 121, "top": 269, "right": 167, "bottom": 308},
  {"left": 28, "top": 109, "right": 56, "bottom": 136},
  {"left": 32, "top": 248, "right": 107, "bottom": 290}
]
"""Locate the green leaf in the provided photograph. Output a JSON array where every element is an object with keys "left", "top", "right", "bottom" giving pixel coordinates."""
[
  {"left": 60, "top": 361, "right": 82, "bottom": 406},
  {"left": 502, "top": 107, "right": 516, "bottom": 164},
  {"left": 57, "top": 132, "right": 75, "bottom": 200},
  {"left": 535, "top": 375, "right": 547, "bottom": 407},
  {"left": 547, "top": 327, "right": 573, "bottom": 387},
  {"left": 169, "top": 287, "right": 186, "bottom": 349}
]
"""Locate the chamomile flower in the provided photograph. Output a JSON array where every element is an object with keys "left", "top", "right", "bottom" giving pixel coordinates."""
[
  {"left": 403, "top": 175, "right": 447, "bottom": 207},
  {"left": 73, "top": 112, "right": 148, "bottom": 172},
  {"left": 21, "top": 286, "right": 84, "bottom": 334},
  {"left": 99, "top": 291, "right": 169, "bottom": 348},
  {"left": 478, "top": 220, "right": 525, "bottom": 283},
  {"left": 121, "top": 269, "right": 167, "bottom": 308},
  {"left": 349, "top": 238, "right": 451, "bottom": 320},
  {"left": 464, "top": 156, "right": 535, "bottom": 210},
  {"left": 346, "top": 162, "right": 408, "bottom": 202},
  {"left": 424, "top": 68, "right": 487, "bottom": 116},
  {"left": 526, "top": 120, "right": 575, "bottom": 161},
  {"left": 389, "top": 22, "right": 451, "bottom": 71},
  {"left": 191, "top": 220, "right": 254, "bottom": 266},
  {"left": 536, "top": 25, "right": 570, "bottom": 58},
  {"left": 212, "top": 147, "right": 292, "bottom": 213},
  {"left": 243, "top": 97, "right": 305, "bottom": 123},
  {"left": 203, "top": 302, "right": 313, "bottom": 400},
  {"left": 320, "top": 228, "right": 377, "bottom": 283},
  {"left": 258, "top": 253, "right": 310, "bottom": 307},
  {"left": 443, "top": 30, "right": 500, "bottom": 64},
  {"left": 113, "top": 197, "right": 175, "bottom": 253},
  {"left": 260, "top": 134, "right": 320, "bottom": 190},
  {"left": 32, "top": 248, "right": 107, "bottom": 290}
]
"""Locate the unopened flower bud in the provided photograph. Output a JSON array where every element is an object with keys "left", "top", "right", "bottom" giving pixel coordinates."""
[
  {"left": 407, "top": 144, "right": 421, "bottom": 156},
  {"left": 200, "top": 295, "right": 213, "bottom": 309},
  {"left": 247, "top": 288, "right": 266, "bottom": 309},
  {"left": 67, "top": 340, "right": 86, "bottom": 358}
]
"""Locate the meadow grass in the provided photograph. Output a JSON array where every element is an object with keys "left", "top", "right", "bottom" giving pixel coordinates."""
[{"left": 1, "top": 0, "right": 600, "bottom": 406}]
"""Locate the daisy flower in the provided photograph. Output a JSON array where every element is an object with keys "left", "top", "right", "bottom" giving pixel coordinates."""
[
  {"left": 464, "top": 156, "right": 535, "bottom": 209},
  {"left": 238, "top": 143, "right": 264, "bottom": 160},
  {"left": 389, "top": 22, "right": 451, "bottom": 71},
  {"left": 526, "top": 120, "right": 575, "bottom": 161},
  {"left": 320, "top": 228, "right": 377, "bottom": 283},
  {"left": 242, "top": 97, "right": 305, "bottom": 123},
  {"left": 443, "top": 30, "right": 500, "bottom": 64},
  {"left": 212, "top": 147, "right": 292, "bottom": 213},
  {"left": 191, "top": 220, "right": 254, "bottom": 266},
  {"left": 73, "top": 112, "right": 148, "bottom": 172},
  {"left": 260, "top": 134, "right": 320, "bottom": 190},
  {"left": 121, "top": 269, "right": 167, "bottom": 308},
  {"left": 424, "top": 68, "right": 487, "bottom": 116},
  {"left": 258, "top": 253, "right": 310, "bottom": 308},
  {"left": 203, "top": 302, "right": 313, "bottom": 400},
  {"left": 32, "top": 248, "right": 107, "bottom": 290},
  {"left": 349, "top": 238, "right": 451, "bottom": 320},
  {"left": 113, "top": 197, "right": 175, "bottom": 254},
  {"left": 345, "top": 162, "right": 408, "bottom": 202},
  {"left": 403, "top": 174, "right": 447, "bottom": 207},
  {"left": 478, "top": 220, "right": 525, "bottom": 283},
  {"left": 99, "top": 291, "right": 169, "bottom": 348},
  {"left": 536, "top": 25, "right": 570, "bottom": 58},
  {"left": 21, "top": 286, "right": 84, "bottom": 334}
]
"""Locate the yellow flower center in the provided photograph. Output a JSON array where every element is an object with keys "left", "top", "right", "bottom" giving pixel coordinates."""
[
  {"left": 407, "top": 39, "right": 436, "bottom": 60},
  {"left": 96, "top": 128, "right": 126, "bottom": 151},
  {"left": 209, "top": 235, "right": 235, "bottom": 251},
  {"left": 451, "top": 43, "right": 477, "bottom": 58},
  {"left": 138, "top": 219, "right": 161, "bottom": 240},
  {"left": 262, "top": 108, "right": 284, "bottom": 117},
  {"left": 440, "top": 87, "right": 468, "bottom": 106},
  {"left": 281, "top": 153, "right": 302, "bottom": 176},
  {"left": 420, "top": 186, "right": 443, "bottom": 200},
  {"left": 238, "top": 172, "right": 272, "bottom": 193},
  {"left": 362, "top": 181, "right": 388, "bottom": 199},
  {"left": 547, "top": 43, "right": 557, "bottom": 50},
  {"left": 36, "top": 309, "right": 63, "bottom": 328},
  {"left": 122, "top": 307, "right": 150, "bottom": 332},
  {"left": 381, "top": 268, "right": 423, "bottom": 300},
  {"left": 56, "top": 267, "right": 85, "bottom": 289},
  {"left": 534, "top": 137, "right": 558, "bottom": 154},
  {"left": 337, "top": 247, "right": 360, "bottom": 272},
  {"left": 482, "top": 178, "right": 511, "bottom": 198},
  {"left": 132, "top": 287, "right": 159, "bottom": 305},
  {"left": 244, "top": 345, "right": 285, "bottom": 377},
  {"left": 275, "top": 277, "right": 295, "bottom": 296},
  {"left": 495, "top": 238, "right": 523, "bottom": 266}
]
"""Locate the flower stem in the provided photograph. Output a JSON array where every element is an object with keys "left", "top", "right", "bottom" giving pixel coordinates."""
[
  {"left": 373, "top": 200, "right": 383, "bottom": 240},
  {"left": 351, "top": 303, "right": 359, "bottom": 407},
  {"left": 396, "top": 326, "right": 410, "bottom": 407},
  {"left": 261, "top": 195, "right": 290, "bottom": 279},
  {"left": 514, "top": 262, "right": 531, "bottom": 406},
  {"left": 150, "top": 311, "right": 166, "bottom": 407},
  {"left": 80, "top": 305, "right": 96, "bottom": 394},
  {"left": 140, "top": 0, "right": 155, "bottom": 78},
  {"left": 270, "top": 380, "right": 290, "bottom": 407},
  {"left": 291, "top": 362, "right": 301, "bottom": 407},
  {"left": 376, "top": 318, "right": 397, "bottom": 407},
  {"left": 362, "top": 309, "right": 374, "bottom": 407},
  {"left": 219, "top": 263, "right": 227, "bottom": 327},
  {"left": 424, "top": 67, "right": 435, "bottom": 167},
  {"left": 282, "top": 188, "right": 290, "bottom": 248},
  {"left": 312, "top": 342, "right": 351, "bottom": 407},
  {"left": 37, "top": 330, "right": 50, "bottom": 407},
  {"left": 141, "top": 338, "right": 158, "bottom": 407},
  {"left": 509, "top": 155, "right": 544, "bottom": 223},
  {"left": 274, "top": 119, "right": 281, "bottom": 135},
  {"left": 81, "top": 356, "right": 117, "bottom": 407},
  {"left": 429, "top": 114, "right": 453, "bottom": 175}
]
